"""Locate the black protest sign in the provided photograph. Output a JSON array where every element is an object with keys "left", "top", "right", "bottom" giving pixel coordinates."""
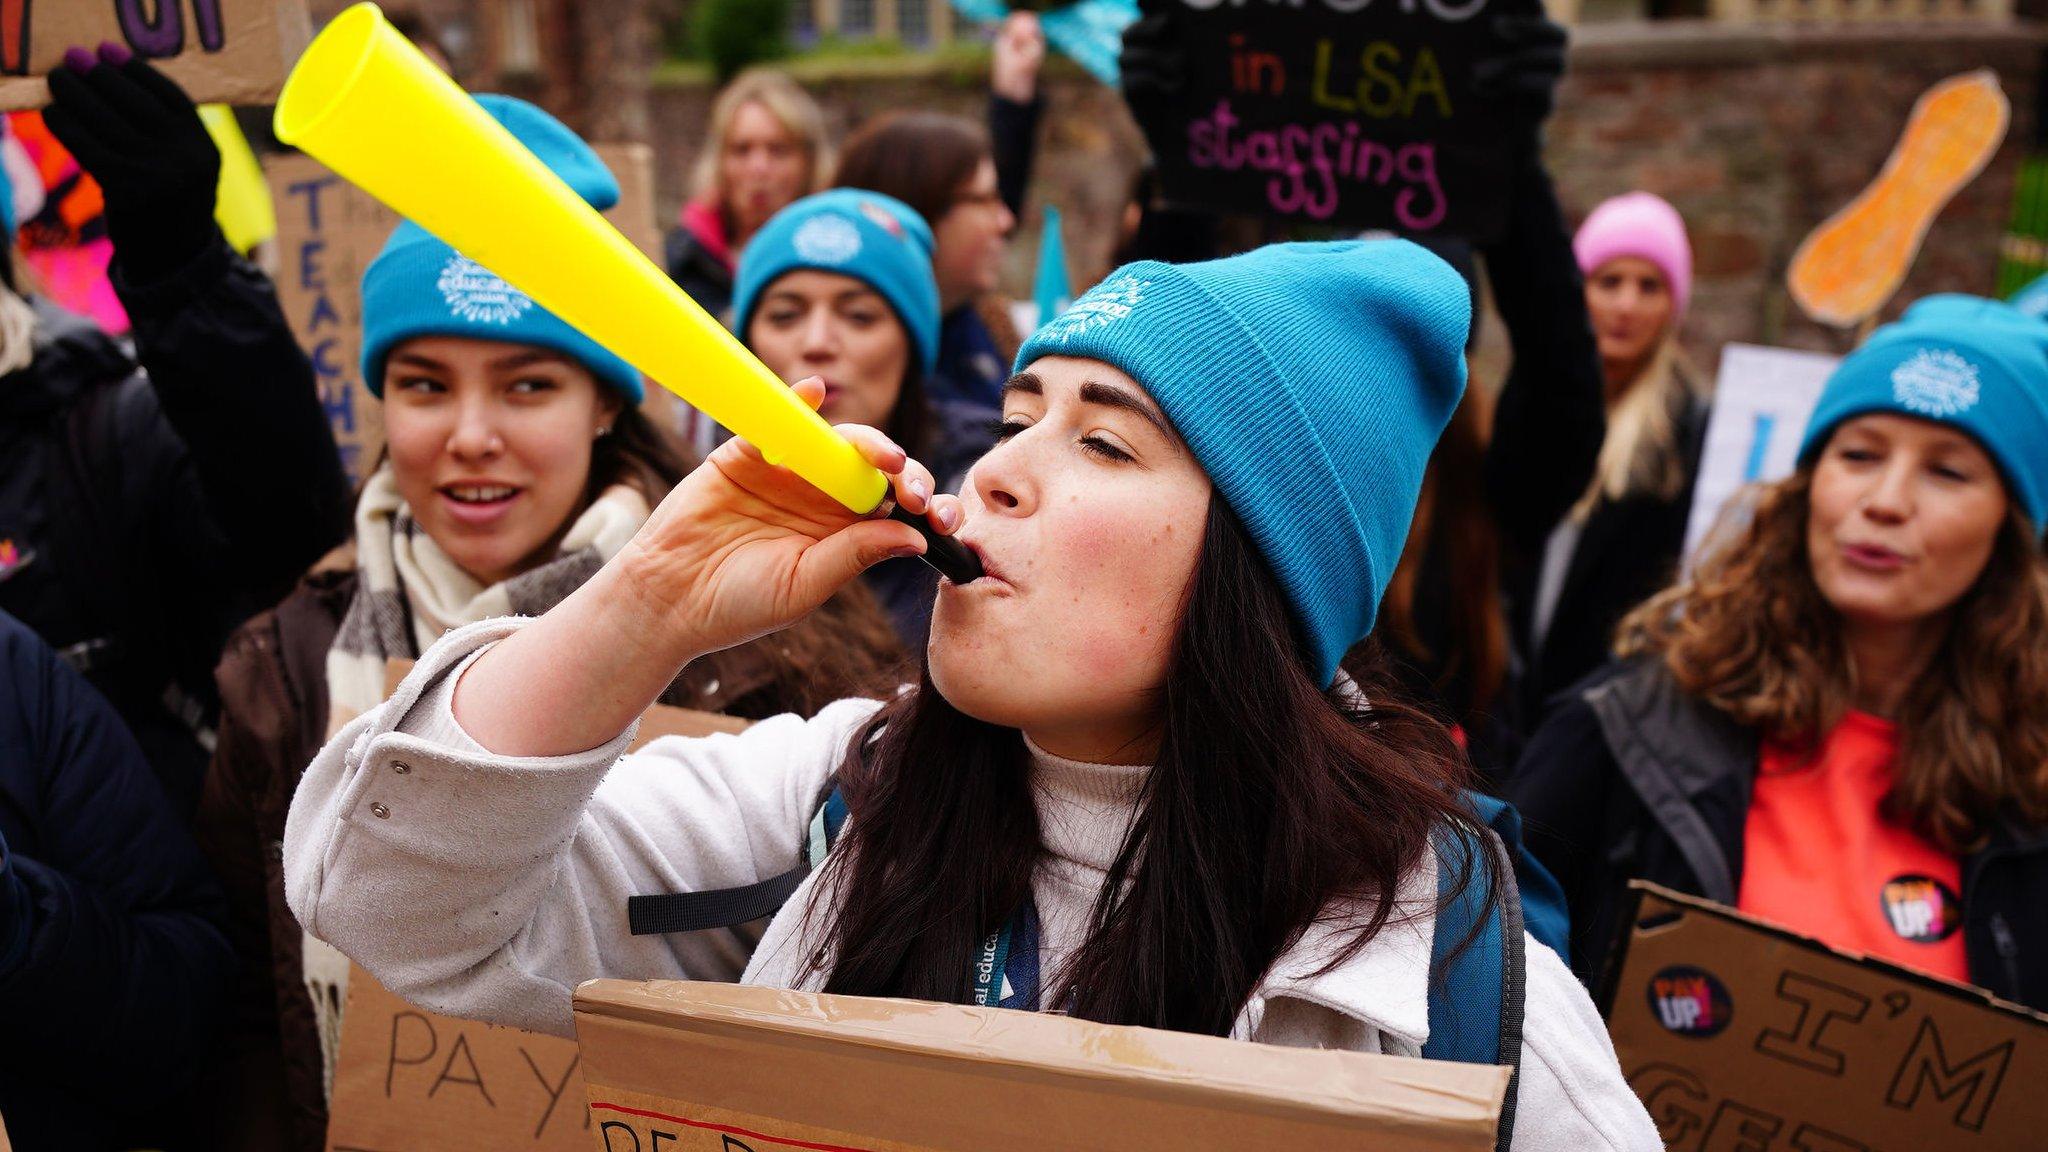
[
  {"left": 1128, "top": 0, "right": 1538, "bottom": 240},
  {"left": 1605, "top": 884, "right": 2048, "bottom": 1152}
]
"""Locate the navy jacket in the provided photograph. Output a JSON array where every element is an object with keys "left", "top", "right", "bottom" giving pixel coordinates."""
[
  {"left": 1505, "top": 659, "right": 2048, "bottom": 1011},
  {"left": 0, "top": 609, "right": 236, "bottom": 1149}
]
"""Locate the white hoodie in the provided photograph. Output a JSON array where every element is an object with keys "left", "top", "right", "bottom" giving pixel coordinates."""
[{"left": 284, "top": 617, "right": 1661, "bottom": 1152}]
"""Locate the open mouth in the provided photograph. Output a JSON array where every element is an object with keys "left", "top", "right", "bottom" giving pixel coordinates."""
[{"left": 441, "top": 484, "right": 520, "bottom": 505}]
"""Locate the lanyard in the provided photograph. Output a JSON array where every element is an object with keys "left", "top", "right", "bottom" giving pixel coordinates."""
[{"left": 969, "top": 896, "right": 1042, "bottom": 1011}]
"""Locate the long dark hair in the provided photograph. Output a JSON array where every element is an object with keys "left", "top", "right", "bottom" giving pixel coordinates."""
[
  {"left": 833, "top": 112, "right": 991, "bottom": 229},
  {"left": 810, "top": 497, "right": 1490, "bottom": 1034}
]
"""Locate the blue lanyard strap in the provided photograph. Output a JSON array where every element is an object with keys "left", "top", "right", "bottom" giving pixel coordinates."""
[{"left": 970, "top": 897, "right": 1042, "bottom": 1011}]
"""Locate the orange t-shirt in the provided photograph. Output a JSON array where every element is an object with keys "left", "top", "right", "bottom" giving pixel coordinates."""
[{"left": 1737, "top": 711, "right": 1970, "bottom": 982}]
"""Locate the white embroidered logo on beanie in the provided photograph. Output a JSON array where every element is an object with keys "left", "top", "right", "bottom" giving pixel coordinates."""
[
  {"left": 793, "top": 214, "right": 863, "bottom": 265},
  {"left": 438, "top": 255, "right": 533, "bottom": 325},
  {"left": 1891, "top": 348, "right": 1982, "bottom": 418},
  {"left": 1040, "top": 273, "right": 1150, "bottom": 344}
]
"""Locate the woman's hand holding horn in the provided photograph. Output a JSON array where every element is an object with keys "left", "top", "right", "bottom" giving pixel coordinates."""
[{"left": 451, "top": 377, "right": 961, "bottom": 757}]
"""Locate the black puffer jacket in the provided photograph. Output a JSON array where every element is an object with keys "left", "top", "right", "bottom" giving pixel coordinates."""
[
  {"left": 0, "top": 238, "right": 352, "bottom": 818},
  {"left": 0, "top": 609, "right": 235, "bottom": 1150},
  {"left": 1504, "top": 658, "right": 2048, "bottom": 1011}
]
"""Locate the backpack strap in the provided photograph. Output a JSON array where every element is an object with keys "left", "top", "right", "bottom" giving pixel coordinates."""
[
  {"left": 1423, "top": 818, "right": 1526, "bottom": 1152},
  {"left": 627, "top": 779, "right": 846, "bottom": 937}
]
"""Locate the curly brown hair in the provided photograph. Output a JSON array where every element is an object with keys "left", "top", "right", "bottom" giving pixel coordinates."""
[{"left": 1614, "top": 469, "right": 2048, "bottom": 853}]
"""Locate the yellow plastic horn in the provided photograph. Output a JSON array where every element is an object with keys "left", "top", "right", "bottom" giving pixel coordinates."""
[{"left": 276, "top": 4, "right": 974, "bottom": 582}]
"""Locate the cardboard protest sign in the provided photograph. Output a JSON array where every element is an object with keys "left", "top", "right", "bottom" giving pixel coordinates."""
[
  {"left": 1605, "top": 883, "right": 2048, "bottom": 1152},
  {"left": 575, "top": 980, "right": 1509, "bottom": 1152},
  {"left": 0, "top": 0, "right": 312, "bottom": 111},
  {"left": 1681, "top": 343, "right": 1839, "bottom": 564},
  {"left": 267, "top": 143, "right": 669, "bottom": 485},
  {"left": 326, "top": 965, "right": 590, "bottom": 1152},
  {"left": 1789, "top": 70, "right": 2009, "bottom": 328},
  {"left": 1128, "top": 0, "right": 1536, "bottom": 239}
]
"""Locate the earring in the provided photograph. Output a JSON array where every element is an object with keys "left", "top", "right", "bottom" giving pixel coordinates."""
[{"left": 595, "top": 425, "right": 611, "bottom": 439}]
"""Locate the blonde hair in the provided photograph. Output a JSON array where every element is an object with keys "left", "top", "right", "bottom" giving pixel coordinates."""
[
  {"left": 690, "top": 70, "right": 831, "bottom": 210},
  {"left": 1571, "top": 333, "right": 1706, "bottom": 521}
]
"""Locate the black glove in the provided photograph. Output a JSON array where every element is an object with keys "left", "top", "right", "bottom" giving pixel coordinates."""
[
  {"left": 1118, "top": 13, "right": 1183, "bottom": 124},
  {"left": 44, "top": 43, "right": 222, "bottom": 283},
  {"left": 1470, "top": 15, "right": 1569, "bottom": 140}
]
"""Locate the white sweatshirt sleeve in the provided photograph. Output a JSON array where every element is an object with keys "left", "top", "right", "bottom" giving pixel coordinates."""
[
  {"left": 282, "top": 616, "right": 882, "bottom": 1037},
  {"left": 1511, "top": 938, "right": 1665, "bottom": 1152}
]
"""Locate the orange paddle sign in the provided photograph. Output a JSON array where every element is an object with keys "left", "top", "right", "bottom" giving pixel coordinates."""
[{"left": 1789, "top": 70, "right": 2008, "bottom": 329}]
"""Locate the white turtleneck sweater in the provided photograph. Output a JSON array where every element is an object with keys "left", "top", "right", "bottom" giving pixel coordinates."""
[{"left": 285, "top": 618, "right": 1660, "bottom": 1152}]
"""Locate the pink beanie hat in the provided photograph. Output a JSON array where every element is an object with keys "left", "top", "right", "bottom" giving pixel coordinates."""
[{"left": 1573, "top": 192, "right": 1693, "bottom": 317}]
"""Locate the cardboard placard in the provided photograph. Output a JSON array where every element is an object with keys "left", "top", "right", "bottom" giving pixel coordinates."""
[
  {"left": 267, "top": 143, "right": 675, "bottom": 485},
  {"left": 1605, "top": 883, "right": 2048, "bottom": 1152},
  {"left": 575, "top": 980, "right": 1508, "bottom": 1152},
  {"left": 1129, "top": 0, "right": 1536, "bottom": 239},
  {"left": 327, "top": 965, "right": 591, "bottom": 1152},
  {"left": 1680, "top": 343, "right": 1840, "bottom": 564},
  {"left": 0, "top": 0, "right": 312, "bottom": 111}
]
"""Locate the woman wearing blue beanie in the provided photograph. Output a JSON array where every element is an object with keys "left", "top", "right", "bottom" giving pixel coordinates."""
[
  {"left": 197, "top": 96, "right": 903, "bottom": 1151},
  {"left": 285, "top": 240, "right": 1661, "bottom": 1150},
  {"left": 1507, "top": 294, "right": 2048, "bottom": 1010},
  {"left": 733, "top": 188, "right": 997, "bottom": 645}
]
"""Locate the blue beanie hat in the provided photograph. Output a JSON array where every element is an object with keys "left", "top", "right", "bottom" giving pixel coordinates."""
[
  {"left": 1798, "top": 293, "right": 2048, "bottom": 531},
  {"left": 1015, "top": 240, "right": 1471, "bottom": 685},
  {"left": 360, "top": 95, "right": 644, "bottom": 404},
  {"left": 732, "top": 190, "right": 941, "bottom": 375}
]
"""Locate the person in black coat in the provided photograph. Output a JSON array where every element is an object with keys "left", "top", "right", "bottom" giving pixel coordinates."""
[
  {"left": 1506, "top": 297, "right": 2048, "bottom": 1010},
  {"left": 0, "top": 50, "right": 351, "bottom": 818},
  {"left": 1514, "top": 190, "right": 1707, "bottom": 720},
  {"left": 0, "top": 608, "right": 236, "bottom": 1149}
]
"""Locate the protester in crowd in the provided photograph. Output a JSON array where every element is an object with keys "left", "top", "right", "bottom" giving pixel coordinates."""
[
  {"left": 284, "top": 241, "right": 1663, "bottom": 1151},
  {"left": 0, "top": 48, "right": 351, "bottom": 819},
  {"left": 835, "top": 112, "right": 1020, "bottom": 410},
  {"left": 1506, "top": 295, "right": 2048, "bottom": 1009},
  {"left": 667, "top": 69, "right": 831, "bottom": 319},
  {"left": 0, "top": 609, "right": 236, "bottom": 1151},
  {"left": 1517, "top": 191, "right": 1706, "bottom": 719},
  {"left": 195, "top": 98, "right": 902, "bottom": 1152},
  {"left": 734, "top": 189, "right": 995, "bottom": 645},
  {"left": 1368, "top": 16, "right": 1604, "bottom": 777}
]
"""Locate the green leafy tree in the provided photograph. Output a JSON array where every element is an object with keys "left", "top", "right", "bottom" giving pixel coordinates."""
[{"left": 694, "top": 0, "right": 793, "bottom": 82}]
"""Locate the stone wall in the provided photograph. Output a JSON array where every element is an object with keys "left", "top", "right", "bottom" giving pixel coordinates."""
[{"left": 645, "top": 20, "right": 2041, "bottom": 378}]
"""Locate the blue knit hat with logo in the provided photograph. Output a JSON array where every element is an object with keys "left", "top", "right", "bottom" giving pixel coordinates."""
[
  {"left": 732, "top": 189, "right": 941, "bottom": 375},
  {"left": 1798, "top": 293, "right": 2048, "bottom": 531},
  {"left": 360, "top": 95, "right": 643, "bottom": 403},
  {"left": 1015, "top": 240, "right": 1471, "bottom": 685}
]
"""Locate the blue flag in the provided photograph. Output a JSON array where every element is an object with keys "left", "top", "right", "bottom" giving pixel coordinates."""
[{"left": 1033, "top": 205, "right": 1071, "bottom": 333}]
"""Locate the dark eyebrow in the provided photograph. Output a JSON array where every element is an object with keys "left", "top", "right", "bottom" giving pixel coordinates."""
[
  {"left": 1000, "top": 372, "right": 1042, "bottom": 401},
  {"left": 485, "top": 348, "right": 575, "bottom": 372},
  {"left": 1079, "top": 378, "right": 1173, "bottom": 439}
]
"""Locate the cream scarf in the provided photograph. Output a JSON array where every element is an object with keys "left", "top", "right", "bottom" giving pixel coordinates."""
[{"left": 306, "top": 463, "right": 649, "bottom": 1097}]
